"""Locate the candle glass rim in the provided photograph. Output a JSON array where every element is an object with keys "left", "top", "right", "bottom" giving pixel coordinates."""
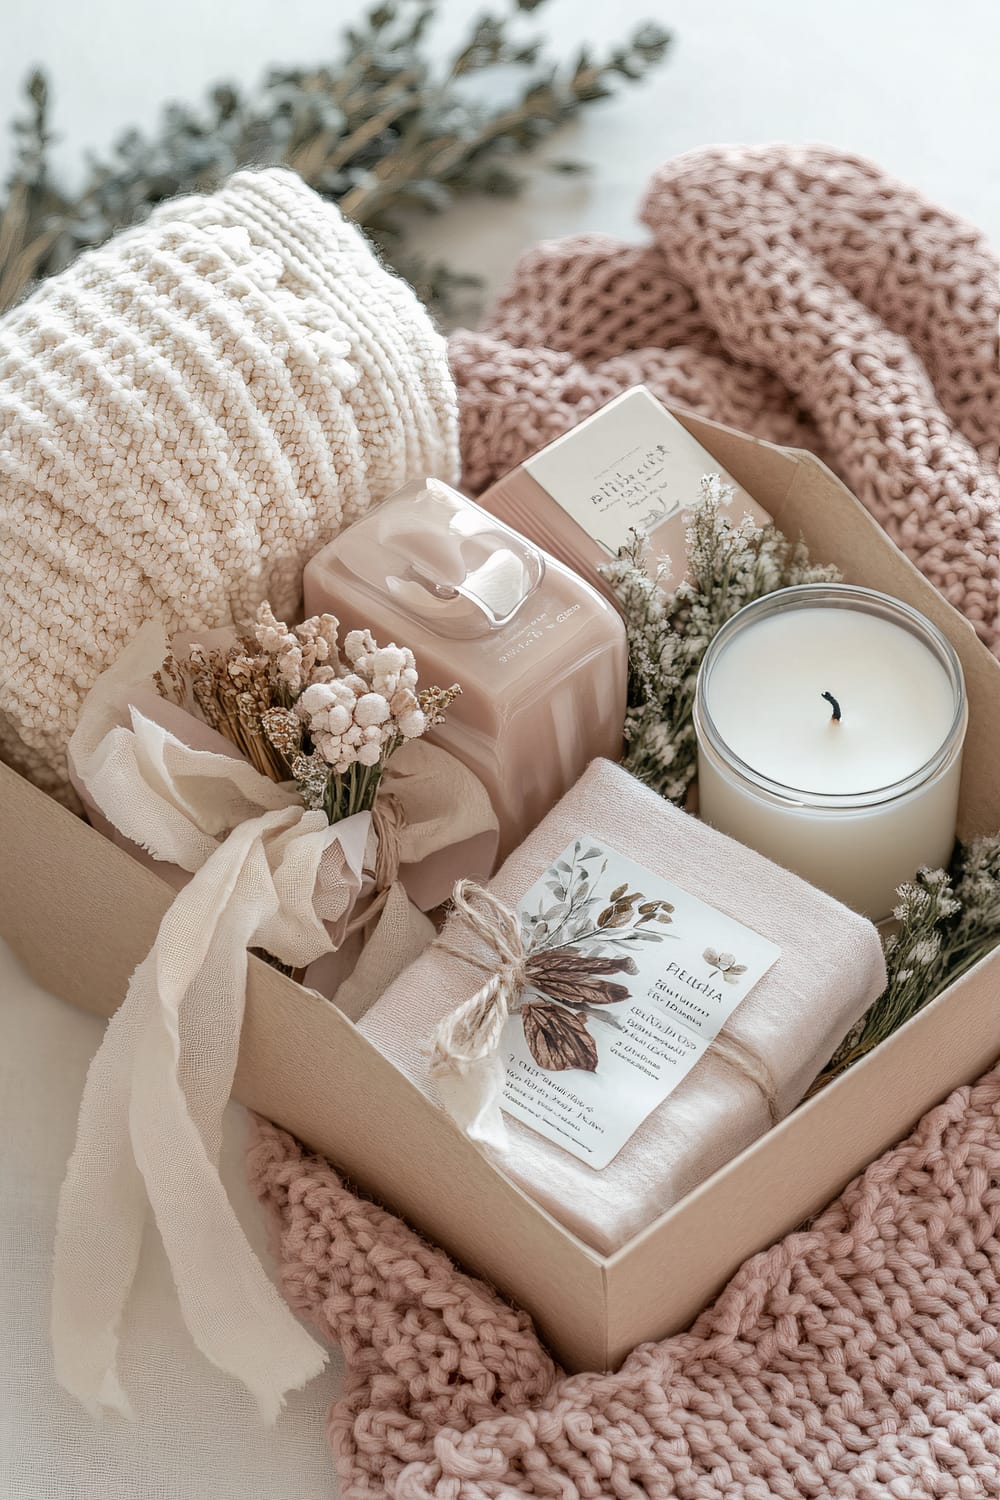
[{"left": 693, "top": 583, "right": 968, "bottom": 811}]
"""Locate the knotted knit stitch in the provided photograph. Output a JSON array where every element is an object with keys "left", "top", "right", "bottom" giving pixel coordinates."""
[
  {"left": 449, "top": 145, "right": 1000, "bottom": 646},
  {"left": 251, "top": 1062, "right": 1000, "bottom": 1499},
  {"left": 0, "top": 167, "right": 457, "bottom": 806}
]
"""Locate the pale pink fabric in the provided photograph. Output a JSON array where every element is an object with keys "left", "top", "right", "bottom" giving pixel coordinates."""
[
  {"left": 252, "top": 147, "right": 1000, "bottom": 1497},
  {"left": 450, "top": 145, "right": 1000, "bottom": 648}
]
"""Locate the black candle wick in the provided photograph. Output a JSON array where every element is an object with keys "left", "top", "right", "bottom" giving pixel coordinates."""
[{"left": 821, "top": 690, "right": 842, "bottom": 723}]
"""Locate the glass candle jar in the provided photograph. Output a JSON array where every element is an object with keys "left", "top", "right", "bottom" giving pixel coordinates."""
[
  {"left": 303, "top": 477, "right": 627, "bottom": 862},
  {"left": 693, "top": 585, "right": 968, "bottom": 920}
]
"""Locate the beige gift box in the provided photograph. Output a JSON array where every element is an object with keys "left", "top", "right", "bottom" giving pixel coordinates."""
[{"left": 4, "top": 408, "right": 1000, "bottom": 1375}]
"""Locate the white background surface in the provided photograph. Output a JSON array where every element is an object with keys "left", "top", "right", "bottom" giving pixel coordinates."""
[
  {"left": 1, "top": 941, "right": 345, "bottom": 1500},
  {"left": 2, "top": 2, "right": 998, "bottom": 1496}
]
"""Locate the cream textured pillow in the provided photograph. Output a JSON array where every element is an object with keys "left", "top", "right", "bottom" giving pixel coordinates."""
[{"left": 0, "top": 168, "right": 458, "bottom": 806}]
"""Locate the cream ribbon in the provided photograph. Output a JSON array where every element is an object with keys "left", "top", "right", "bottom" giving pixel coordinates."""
[
  {"left": 54, "top": 621, "right": 499, "bottom": 1422},
  {"left": 54, "top": 622, "right": 371, "bottom": 1421}
]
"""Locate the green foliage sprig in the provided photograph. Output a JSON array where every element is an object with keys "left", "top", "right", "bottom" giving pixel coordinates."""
[
  {"left": 813, "top": 839, "right": 1000, "bottom": 1089},
  {"left": 0, "top": 0, "right": 670, "bottom": 316},
  {"left": 599, "top": 474, "right": 840, "bottom": 804}
]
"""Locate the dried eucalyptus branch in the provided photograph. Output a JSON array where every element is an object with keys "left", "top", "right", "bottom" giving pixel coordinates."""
[{"left": 0, "top": 0, "right": 670, "bottom": 316}]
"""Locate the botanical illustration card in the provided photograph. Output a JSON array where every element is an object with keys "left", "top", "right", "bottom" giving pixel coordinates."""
[{"left": 499, "top": 836, "right": 781, "bottom": 1169}]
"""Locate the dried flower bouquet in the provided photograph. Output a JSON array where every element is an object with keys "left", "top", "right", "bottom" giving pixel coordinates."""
[
  {"left": 58, "top": 598, "right": 499, "bottom": 1373},
  {"left": 56, "top": 602, "right": 486, "bottom": 1417},
  {"left": 157, "top": 601, "right": 460, "bottom": 825}
]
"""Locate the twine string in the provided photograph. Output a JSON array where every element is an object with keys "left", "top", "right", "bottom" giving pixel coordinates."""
[
  {"left": 429, "top": 881, "right": 528, "bottom": 1072},
  {"left": 342, "top": 792, "right": 405, "bottom": 939},
  {"left": 710, "top": 1032, "right": 780, "bottom": 1126}
]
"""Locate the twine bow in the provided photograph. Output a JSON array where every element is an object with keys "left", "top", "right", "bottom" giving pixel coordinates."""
[
  {"left": 427, "top": 882, "right": 530, "bottom": 1149},
  {"left": 431, "top": 882, "right": 528, "bottom": 1068}
]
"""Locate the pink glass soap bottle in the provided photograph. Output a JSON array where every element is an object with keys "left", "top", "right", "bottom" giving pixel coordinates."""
[{"left": 303, "top": 477, "right": 627, "bottom": 862}]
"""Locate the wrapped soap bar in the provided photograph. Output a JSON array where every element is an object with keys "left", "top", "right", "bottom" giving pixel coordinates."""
[{"left": 360, "top": 758, "right": 886, "bottom": 1254}]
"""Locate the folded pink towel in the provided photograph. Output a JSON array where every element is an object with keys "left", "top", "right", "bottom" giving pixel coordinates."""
[{"left": 361, "top": 758, "right": 886, "bottom": 1253}]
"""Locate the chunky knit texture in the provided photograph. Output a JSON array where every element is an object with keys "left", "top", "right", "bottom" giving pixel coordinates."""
[
  {"left": 253, "top": 148, "right": 1000, "bottom": 1497},
  {"left": 0, "top": 168, "right": 457, "bottom": 807},
  {"left": 449, "top": 145, "right": 1000, "bottom": 647},
  {"left": 251, "top": 1062, "right": 1000, "bottom": 1500}
]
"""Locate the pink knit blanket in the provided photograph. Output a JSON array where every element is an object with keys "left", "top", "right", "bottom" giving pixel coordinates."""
[
  {"left": 252, "top": 1063, "right": 1000, "bottom": 1499},
  {"left": 451, "top": 145, "right": 1000, "bottom": 648},
  {"left": 252, "top": 148, "right": 1000, "bottom": 1497}
]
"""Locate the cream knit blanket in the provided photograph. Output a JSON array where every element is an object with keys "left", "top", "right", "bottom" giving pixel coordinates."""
[{"left": 0, "top": 168, "right": 457, "bottom": 807}]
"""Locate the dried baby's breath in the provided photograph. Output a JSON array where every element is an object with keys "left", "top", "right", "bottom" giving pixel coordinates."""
[
  {"left": 260, "top": 706, "right": 302, "bottom": 761},
  {"left": 419, "top": 681, "right": 462, "bottom": 726}
]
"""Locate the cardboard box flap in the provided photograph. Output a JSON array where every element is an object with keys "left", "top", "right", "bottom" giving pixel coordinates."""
[{"left": 671, "top": 408, "right": 801, "bottom": 514}]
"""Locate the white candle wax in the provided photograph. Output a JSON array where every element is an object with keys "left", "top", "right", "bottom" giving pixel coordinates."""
[{"left": 694, "top": 586, "right": 967, "bottom": 919}]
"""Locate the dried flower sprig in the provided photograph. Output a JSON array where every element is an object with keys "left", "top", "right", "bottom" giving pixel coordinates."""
[
  {"left": 157, "top": 601, "right": 459, "bottom": 822},
  {"left": 253, "top": 601, "right": 341, "bottom": 700},
  {"left": 280, "top": 630, "right": 460, "bottom": 821},
  {"left": 599, "top": 474, "right": 841, "bottom": 804},
  {"left": 813, "top": 837, "right": 1000, "bottom": 1090}
]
